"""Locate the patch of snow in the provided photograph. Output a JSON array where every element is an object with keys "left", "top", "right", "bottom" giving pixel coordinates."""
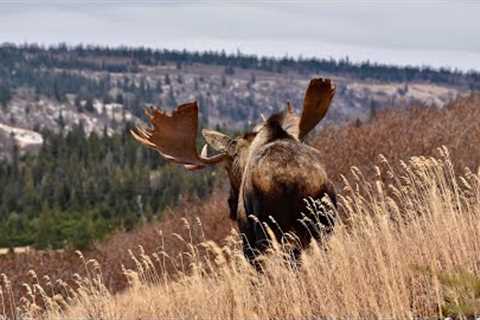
[{"left": 0, "top": 123, "right": 43, "bottom": 148}]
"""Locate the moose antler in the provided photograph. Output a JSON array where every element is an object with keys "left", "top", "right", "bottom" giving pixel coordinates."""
[
  {"left": 130, "top": 102, "right": 226, "bottom": 170},
  {"left": 298, "top": 78, "right": 336, "bottom": 139},
  {"left": 279, "top": 78, "right": 335, "bottom": 140}
]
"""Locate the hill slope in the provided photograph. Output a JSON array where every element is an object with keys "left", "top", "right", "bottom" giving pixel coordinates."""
[
  {"left": 2, "top": 93, "right": 480, "bottom": 318},
  {"left": 38, "top": 151, "right": 480, "bottom": 319},
  {"left": 0, "top": 44, "right": 473, "bottom": 158}
]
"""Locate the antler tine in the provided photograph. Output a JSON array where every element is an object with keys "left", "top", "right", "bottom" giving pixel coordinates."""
[
  {"left": 130, "top": 128, "right": 156, "bottom": 148},
  {"left": 137, "top": 126, "right": 152, "bottom": 138},
  {"left": 184, "top": 144, "right": 209, "bottom": 171},
  {"left": 144, "top": 106, "right": 155, "bottom": 119},
  {"left": 131, "top": 102, "right": 227, "bottom": 169},
  {"left": 200, "top": 144, "right": 209, "bottom": 158}
]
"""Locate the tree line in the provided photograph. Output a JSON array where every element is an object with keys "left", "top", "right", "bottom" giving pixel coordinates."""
[
  {"left": 0, "top": 122, "right": 217, "bottom": 250},
  {"left": 1, "top": 43, "right": 479, "bottom": 94}
]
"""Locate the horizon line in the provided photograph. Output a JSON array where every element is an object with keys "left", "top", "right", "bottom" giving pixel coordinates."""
[{"left": 3, "top": 41, "right": 478, "bottom": 75}]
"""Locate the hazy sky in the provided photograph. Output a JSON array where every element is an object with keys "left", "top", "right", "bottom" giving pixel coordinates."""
[{"left": 1, "top": 1, "right": 480, "bottom": 71}]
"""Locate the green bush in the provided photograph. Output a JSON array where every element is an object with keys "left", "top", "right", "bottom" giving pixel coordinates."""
[{"left": 415, "top": 265, "right": 480, "bottom": 318}]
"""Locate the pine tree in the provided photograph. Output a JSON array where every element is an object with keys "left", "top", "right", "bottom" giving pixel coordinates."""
[
  {"left": 0, "top": 84, "right": 11, "bottom": 109},
  {"left": 84, "top": 96, "right": 95, "bottom": 113}
]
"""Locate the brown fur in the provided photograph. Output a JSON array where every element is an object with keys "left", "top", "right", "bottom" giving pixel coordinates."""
[
  {"left": 224, "top": 112, "right": 337, "bottom": 266},
  {"left": 132, "top": 78, "right": 337, "bottom": 267}
]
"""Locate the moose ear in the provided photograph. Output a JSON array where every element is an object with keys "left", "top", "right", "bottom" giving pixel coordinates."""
[{"left": 202, "top": 129, "right": 235, "bottom": 155}]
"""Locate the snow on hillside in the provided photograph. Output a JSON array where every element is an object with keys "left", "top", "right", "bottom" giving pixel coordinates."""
[
  {"left": 0, "top": 94, "right": 140, "bottom": 157},
  {"left": 0, "top": 60, "right": 468, "bottom": 158},
  {"left": 0, "top": 123, "right": 43, "bottom": 148}
]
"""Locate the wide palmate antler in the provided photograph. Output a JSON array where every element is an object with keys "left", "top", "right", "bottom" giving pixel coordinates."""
[
  {"left": 281, "top": 78, "right": 336, "bottom": 140},
  {"left": 130, "top": 102, "right": 226, "bottom": 170}
]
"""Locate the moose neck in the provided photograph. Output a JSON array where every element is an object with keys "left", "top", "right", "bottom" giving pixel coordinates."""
[{"left": 249, "top": 113, "right": 296, "bottom": 156}]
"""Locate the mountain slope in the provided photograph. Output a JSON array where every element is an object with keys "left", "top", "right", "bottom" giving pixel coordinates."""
[
  {"left": 2, "top": 93, "right": 480, "bottom": 316},
  {"left": 0, "top": 44, "right": 474, "bottom": 158}
]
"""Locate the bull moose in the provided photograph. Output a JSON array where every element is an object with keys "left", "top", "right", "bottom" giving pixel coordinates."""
[{"left": 131, "top": 78, "right": 337, "bottom": 267}]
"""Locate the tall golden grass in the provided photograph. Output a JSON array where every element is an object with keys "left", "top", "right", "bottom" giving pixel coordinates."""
[
  {"left": 5, "top": 147, "right": 480, "bottom": 319},
  {"left": 2, "top": 93, "right": 480, "bottom": 319},
  {"left": 313, "top": 93, "right": 480, "bottom": 182}
]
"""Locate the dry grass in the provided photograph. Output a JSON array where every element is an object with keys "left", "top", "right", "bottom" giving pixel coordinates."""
[
  {"left": 2, "top": 93, "right": 480, "bottom": 319},
  {"left": 2, "top": 148, "right": 480, "bottom": 319},
  {"left": 0, "top": 191, "right": 232, "bottom": 317},
  {"left": 313, "top": 93, "right": 480, "bottom": 182}
]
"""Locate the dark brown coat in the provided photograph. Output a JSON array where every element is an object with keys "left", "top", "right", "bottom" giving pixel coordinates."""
[
  {"left": 131, "top": 78, "right": 337, "bottom": 266},
  {"left": 224, "top": 113, "right": 337, "bottom": 264}
]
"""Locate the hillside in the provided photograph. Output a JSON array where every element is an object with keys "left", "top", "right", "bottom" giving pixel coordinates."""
[
  {"left": 1, "top": 93, "right": 480, "bottom": 318},
  {"left": 1, "top": 44, "right": 474, "bottom": 251},
  {"left": 0, "top": 44, "right": 474, "bottom": 159},
  {"left": 0, "top": 123, "right": 219, "bottom": 250},
  {"left": 31, "top": 152, "right": 480, "bottom": 319}
]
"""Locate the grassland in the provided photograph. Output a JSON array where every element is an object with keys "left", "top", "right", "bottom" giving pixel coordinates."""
[{"left": 2, "top": 93, "right": 480, "bottom": 319}]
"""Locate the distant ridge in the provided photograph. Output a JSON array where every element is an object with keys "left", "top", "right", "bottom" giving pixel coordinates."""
[{"left": 2, "top": 42, "right": 480, "bottom": 89}]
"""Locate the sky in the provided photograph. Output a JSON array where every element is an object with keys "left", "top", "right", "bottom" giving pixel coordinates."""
[{"left": 1, "top": 0, "right": 480, "bottom": 71}]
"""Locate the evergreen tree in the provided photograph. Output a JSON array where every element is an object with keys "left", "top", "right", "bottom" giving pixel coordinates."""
[
  {"left": 0, "top": 125, "right": 217, "bottom": 249},
  {"left": 84, "top": 96, "right": 95, "bottom": 113},
  {"left": 167, "top": 87, "right": 176, "bottom": 106},
  {"left": 221, "top": 74, "right": 227, "bottom": 88},
  {"left": 156, "top": 79, "right": 163, "bottom": 94},
  {"left": 116, "top": 93, "right": 124, "bottom": 105},
  {"left": 0, "top": 84, "right": 11, "bottom": 109},
  {"left": 74, "top": 95, "right": 84, "bottom": 112}
]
